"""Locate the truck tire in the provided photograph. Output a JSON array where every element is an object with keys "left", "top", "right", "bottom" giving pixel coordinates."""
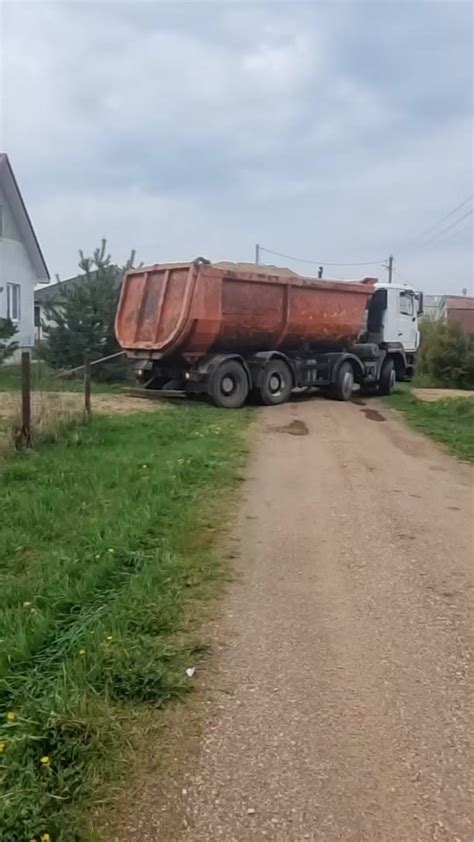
[
  {"left": 378, "top": 358, "right": 396, "bottom": 395},
  {"left": 332, "top": 361, "right": 354, "bottom": 401},
  {"left": 209, "top": 360, "right": 249, "bottom": 408},
  {"left": 259, "top": 360, "right": 293, "bottom": 406}
]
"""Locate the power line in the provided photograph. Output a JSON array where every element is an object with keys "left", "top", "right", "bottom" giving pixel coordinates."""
[
  {"left": 419, "top": 209, "right": 473, "bottom": 247},
  {"left": 410, "top": 195, "right": 473, "bottom": 245},
  {"left": 392, "top": 266, "right": 410, "bottom": 285},
  {"left": 259, "top": 245, "right": 386, "bottom": 267}
]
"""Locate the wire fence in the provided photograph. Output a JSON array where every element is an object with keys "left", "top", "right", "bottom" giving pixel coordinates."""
[{"left": 0, "top": 351, "right": 135, "bottom": 455}]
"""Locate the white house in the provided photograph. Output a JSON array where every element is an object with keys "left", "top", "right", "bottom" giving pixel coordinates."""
[{"left": 0, "top": 153, "right": 50, "bottom": 352}]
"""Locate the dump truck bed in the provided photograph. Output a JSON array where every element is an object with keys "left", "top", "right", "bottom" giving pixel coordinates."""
[{"left": 115, "top": 261, "right": 375, "bottom": 359}]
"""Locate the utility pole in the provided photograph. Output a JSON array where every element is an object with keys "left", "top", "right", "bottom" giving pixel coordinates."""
[
  {"left": 318, "top": 266, "right": 323, "bottom": 279},
  {"left": 388, "top": 254, "right": 394, "bottom": 284},
  {"left": 383, "top": 255, "right": 394, "bottom": 283},
  {"left": 255, "top": 243, "right": 260, "bottom": 265}
]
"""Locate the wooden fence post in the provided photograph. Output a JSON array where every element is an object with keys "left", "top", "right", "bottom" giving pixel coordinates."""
[
  {"left": 84, "top": 357, "right": 92, "bottom": 417},
  {"left": 21, "top": 351, "right": 31, "bottom": 447}
]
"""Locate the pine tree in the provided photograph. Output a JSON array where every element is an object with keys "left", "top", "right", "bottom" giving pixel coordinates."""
[
  {"left": 40, "top": 240, "right": 137, "bottom": 373},
  {"left": 0, "top": 317, "right": 19, "bottom": 364}
]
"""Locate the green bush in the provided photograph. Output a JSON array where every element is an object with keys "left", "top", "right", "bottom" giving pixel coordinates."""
[
  {"left": 418, "top": 319, "right": 474, "bottom": 389},
  {"left": 0, "top": 317, "right": 19, "bottom": 364}
]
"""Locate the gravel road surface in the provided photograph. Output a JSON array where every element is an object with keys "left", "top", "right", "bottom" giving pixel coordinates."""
[{"left": 114, "top": 397, "right": 473, "bottom": 842}]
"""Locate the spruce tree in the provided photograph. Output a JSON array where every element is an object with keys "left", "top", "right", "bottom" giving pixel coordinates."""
[{"left": 40, "top": 240, "right": 136, "bottom": 372}]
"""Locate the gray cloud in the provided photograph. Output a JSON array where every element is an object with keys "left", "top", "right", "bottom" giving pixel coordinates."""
[{"left": 1, "top": 0, "right": 472, "bottom": 292}]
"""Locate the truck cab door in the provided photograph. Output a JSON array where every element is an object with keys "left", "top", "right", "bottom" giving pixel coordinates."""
[{"left": 397, "top": 290, "right": 418, "bottom": 352}]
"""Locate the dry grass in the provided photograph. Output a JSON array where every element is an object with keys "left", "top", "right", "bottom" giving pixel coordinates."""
[
  {"left": 411, "top": 387, "right": 474, "bottom": 403},
  {"left": 0, "top": 391, "right": 163, "bottom": 455}
]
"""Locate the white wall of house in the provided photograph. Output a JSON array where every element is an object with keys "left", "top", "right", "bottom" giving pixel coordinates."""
[{"left": 0, "top": 183, "right": 39, "bottom": 349}]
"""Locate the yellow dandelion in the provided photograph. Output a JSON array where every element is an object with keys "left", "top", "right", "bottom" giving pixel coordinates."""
[
  {"left": 41, "top": 834, "right": 51, "bottom": 842},
  {"left": 40, "top": 755, "right": 50, "bottom": 766},
  {"left": 0, "top": 741, "right": 6, "bottom": 753},
  {"left": 6, "top": 711, "right": 16, "bottom": 722},
  {"left": 106, "top": 635, "right": 113, "bottom": 641},
  {"left": 79, "top": 649, "right": 86, "bottom": 656}
]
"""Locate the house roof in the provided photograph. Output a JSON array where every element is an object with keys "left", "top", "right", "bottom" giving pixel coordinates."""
[
  {"left": 35, "top": 267, "right": 121, "bottom": 304},
  {"left": 0, "top": 153, "right": 50, "bottom": 282},
  {"left": 444, "top": 295, "right": 474, "bottom": 310},
  {"left": 34, "top": 272, "right": 93, "bottom": 303}
]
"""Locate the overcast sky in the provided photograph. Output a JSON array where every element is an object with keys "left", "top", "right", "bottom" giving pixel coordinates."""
[{"left": 1, "top": 0, "right": 473, "bottom": 292}]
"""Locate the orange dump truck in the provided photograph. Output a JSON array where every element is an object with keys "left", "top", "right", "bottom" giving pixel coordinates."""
[{"left": 116, "top": 259, "right": 421, "bottom": 407}]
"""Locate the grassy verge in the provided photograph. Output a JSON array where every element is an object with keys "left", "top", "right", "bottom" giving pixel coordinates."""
[
  {"left": 383, "top": 387, "right": 474, "bottom": 461},
  {"left": 0, "top": 405, "right": 249, "bottom": 841}
]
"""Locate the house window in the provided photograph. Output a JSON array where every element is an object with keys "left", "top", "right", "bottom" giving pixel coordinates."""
[
  {"left": 7, "top": 283, "right": 21, "bottom": 321},
  {"left": 399, "top": 291, "right": 414, "bottom": 316}
]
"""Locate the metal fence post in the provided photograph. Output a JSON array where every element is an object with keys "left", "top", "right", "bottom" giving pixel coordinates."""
[
  {"left": 84, "top": 357, "right": 92, "bottom": 417},
  {"left": 21, "top": 350, "right": 31, "bottom": 447}
]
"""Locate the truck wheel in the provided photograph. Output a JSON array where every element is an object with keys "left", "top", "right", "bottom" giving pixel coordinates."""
[
  {"left": 332, "top": 361, "right": 354, "bottom": 401},
  {"left": 209, "top": 360, "right": 249, "bottom": 408},
  {"left": 259, "top": 360, "right": 293, "bottom": 406},
  {"left": 378, "top": 358, "right": 396, "bottom": 395}
]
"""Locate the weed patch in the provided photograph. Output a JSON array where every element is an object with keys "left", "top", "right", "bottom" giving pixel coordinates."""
[{"left": 384, "top": 388, "right": 474, "bottom": 461}]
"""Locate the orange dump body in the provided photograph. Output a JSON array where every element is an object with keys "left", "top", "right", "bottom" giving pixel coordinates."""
[{"left": 115, "top": 262, "right": 375, "bottom": 359}]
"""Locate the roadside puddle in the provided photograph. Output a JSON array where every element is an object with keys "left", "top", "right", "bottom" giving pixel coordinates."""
[
  {"left": 362, "top": 408, "right": 386, "bottom": 423},
  {"left": 271, "top": 420, "right": 309, "bottom": 436}
]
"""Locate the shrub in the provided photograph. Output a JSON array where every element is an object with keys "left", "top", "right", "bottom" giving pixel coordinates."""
[
  {"left": 418, "top": 319, "right": 474, "bottom": 389},
  {"left": 0, "top": 317, "right": 19, "bottom": 363}
]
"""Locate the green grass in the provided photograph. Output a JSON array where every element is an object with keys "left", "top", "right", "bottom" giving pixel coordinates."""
[
  {"left": 0, "top": 405, "right": 249, "bottom": 841},
  {"left": 384, "top": 387, "right": 474, "bottom": 461}
]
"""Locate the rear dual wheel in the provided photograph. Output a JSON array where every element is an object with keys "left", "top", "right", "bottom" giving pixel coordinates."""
[
  {"left": 209, "top": 360, "right": 249, "bottom": 409},
  {"left": 259, "top": 360, "right": 293, "bottom": 406},
  {"left": 209, "top": 358, "right": 293, "bottom": 409}
]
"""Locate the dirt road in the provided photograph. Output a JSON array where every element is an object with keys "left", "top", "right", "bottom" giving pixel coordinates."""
[{"left": 117, "top": 397, "right": 473, "bottom": 841}]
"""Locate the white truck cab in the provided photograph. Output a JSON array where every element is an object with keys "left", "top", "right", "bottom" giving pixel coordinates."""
[
  {"left": 359, "top": 281, "right": 422, "bottom": 391},
  {"left": 374, "top": 282, "right": 421, "bottom": 354}
]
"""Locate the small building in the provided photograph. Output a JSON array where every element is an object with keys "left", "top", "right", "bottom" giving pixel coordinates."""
[
  {"left": 422, "top": 293, "right": 474, "bottom": 334},
  {"left": 34, "top": 273, "right": 87, "bottom": 343},
  {"left": 34, "top": 267, "right": 121, "bottom": 343},
  {"left": 0, "top": 153, "right": 50, "bottom": 352},
  {"left": 441, "top": 295, "right": 474, "bottom": 335}
]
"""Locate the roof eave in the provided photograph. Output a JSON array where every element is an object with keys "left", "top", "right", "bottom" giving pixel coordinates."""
[{"left": 0, "top": 153, "right": 50, "bottom": 281}]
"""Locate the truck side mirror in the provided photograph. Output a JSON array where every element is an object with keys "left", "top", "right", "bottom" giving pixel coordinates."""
[{"left": 416, "top": 293, "right": 424, "bottom": 315}]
